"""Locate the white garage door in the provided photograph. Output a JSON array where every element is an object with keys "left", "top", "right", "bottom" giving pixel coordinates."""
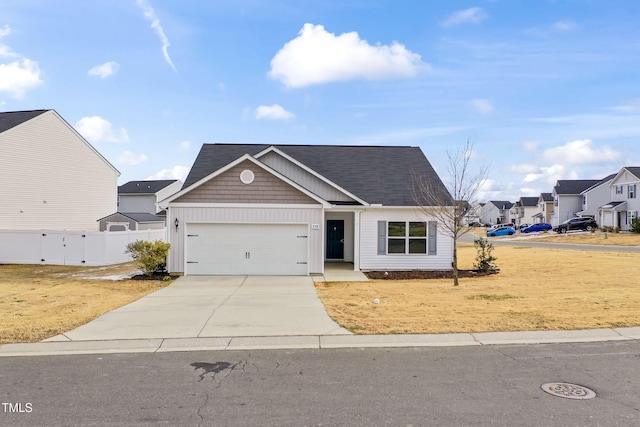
[{"left": 185, "top": 223, "right": 309, "bottom": 275}]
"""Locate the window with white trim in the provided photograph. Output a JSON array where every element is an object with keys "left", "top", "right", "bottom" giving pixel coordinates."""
[
  {"left": 387, "top": 221, "right": 427, "bottom": 254},
  {"left": 629, "top": 184, "right": 637, "bottom": 199},
  {"left": 628, "top": 210, "right": 637, "bottom": 224},
  {"left": 616, "top": 185, "right": 623, "bottom": 195}
]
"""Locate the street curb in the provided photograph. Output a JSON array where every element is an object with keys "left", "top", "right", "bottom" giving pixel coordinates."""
[{"left": 2, "top": 327, "right": 640, "bottom": 357}]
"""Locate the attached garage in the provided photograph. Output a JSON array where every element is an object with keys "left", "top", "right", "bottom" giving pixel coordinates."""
[{"left": 185, "top": 223, "right": 309, "bottom": 275}]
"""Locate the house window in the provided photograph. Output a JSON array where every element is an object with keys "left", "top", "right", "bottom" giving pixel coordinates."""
[
  {"left": 386, "top": 221, "right": 427, "bottom": 254},
  {"left": 582, "top": 196, "right": 586, "bottom": 206},
  {"left": 616, "top": 185, "right": 623, "bottom": 195},
  {"left": 628, "top": 211, "right": 638, "bottom": 225},
  {"left": 629, "top": 184, "right": 637, "bottom": 199},
  {"left": 554, "top": 198, "right": 558, "bottom": 207}
]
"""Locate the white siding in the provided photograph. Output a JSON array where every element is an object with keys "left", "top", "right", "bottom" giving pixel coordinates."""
[
  {"left": 581, "top": 180, "right": 612, "bottom": 217},
  {"left": 359, "top": 209, "right": 453, "bottom": 271},
  {"left": 167, "top": 206, "right": 324, "bottom": 274},
  {"left": 0, "top": 111, "right": 118, "bottom": 230},
  {"left": 260, "top": 151, "right": 356, "bottom": 202},
  {"left": 118, "top": 194, "right": 156, "bottom": 213}
]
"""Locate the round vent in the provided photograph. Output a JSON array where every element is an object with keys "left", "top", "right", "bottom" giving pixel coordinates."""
[{"left": 240, "top": 169, "right": 255, "bottom": 184}]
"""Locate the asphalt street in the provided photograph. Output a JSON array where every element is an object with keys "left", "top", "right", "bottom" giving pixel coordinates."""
[{"left": 2, "top": 341, "right": 639, "bottom": 426}]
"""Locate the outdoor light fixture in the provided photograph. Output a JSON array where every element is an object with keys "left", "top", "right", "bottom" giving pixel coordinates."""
[{"left": 174, "top": 218, "right": 179, "bottom": 232}]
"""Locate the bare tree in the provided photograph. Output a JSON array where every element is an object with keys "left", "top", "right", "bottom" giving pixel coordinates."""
[{"left": 412, "top": 141, "right": 489, "bottom": 286}]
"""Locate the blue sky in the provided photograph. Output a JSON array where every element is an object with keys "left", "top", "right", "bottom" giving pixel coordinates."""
[{"left": 2, "top": 0, "right": 639, "bottom": 202}]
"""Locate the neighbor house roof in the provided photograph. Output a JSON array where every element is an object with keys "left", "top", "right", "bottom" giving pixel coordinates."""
[
  {"left": 540, "top": 192, "right": 553, "bottom": 202},
  {"left": 624, "top": 167, "right": 640, "bottom": 180},
  {"left": 488, "top": 200, "right": 513, "bottom": 210},
  {"left": 553, "top": 179, "right": 601, "bottom": 195},
  {"left": 0, "top": 110, "right": 49, "bottom": 134},
  {"left": 97, "top": 212, "right": 165, "bottom": 223},
  {"left": 517, "top": 197, "right": 538, "bottom": 207},
  {"left": 119, "top": 180, "right": 179, "bottom": 194},
  {"left": 182, "top": 144, "right": 451, "bottom": 206}
]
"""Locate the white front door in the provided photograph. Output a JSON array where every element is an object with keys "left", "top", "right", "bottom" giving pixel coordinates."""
[{"left": 185, "top": 223, "right": 309, "bottom": 275}]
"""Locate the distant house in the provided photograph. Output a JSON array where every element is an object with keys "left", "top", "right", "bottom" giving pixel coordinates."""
[
  {"left": 550, "top": 179, "right": 600, "bottom": 226},
  {"left": 118, "top": 180, "right": 182, "bottom": 214},
  {"left": 579, "top": 174, "right": 616, "bottom": 218},
  {"left": 0, "top": 110, "right": 119, "bottom": 231},
  {"left": 479, "top": 201, "right": 513, "bottom": 226},
  {"left": 511, "top": 197, "right": 538, "bottom": 228},
  {"left": 160, "top": 144, "right": 453, "bottom": 276},
  {"left": 533, "top": 193, "right": 554, "bottom": 224},
  {"left": 97, "top": 212, "right": 167, "bottom": 232},
  {"left": 598, "top": 167, "right": 640, "bottom": 230}
]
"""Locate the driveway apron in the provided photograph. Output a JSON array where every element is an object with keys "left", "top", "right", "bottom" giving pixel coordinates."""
[{"left": 60, "top": 276, "right": 350, "bottom": 341}]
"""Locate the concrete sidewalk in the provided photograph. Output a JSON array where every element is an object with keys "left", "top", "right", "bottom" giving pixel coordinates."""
[{"left": 2, "top": 327, "right": 640, "bottom": 357}]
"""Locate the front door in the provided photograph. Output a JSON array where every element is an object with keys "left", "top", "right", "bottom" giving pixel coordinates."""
[{"left": 326, "top": 220, "right": 344, "bottom": 259}]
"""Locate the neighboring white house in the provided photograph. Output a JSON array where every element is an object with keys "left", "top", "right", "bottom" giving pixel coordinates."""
[
  {"left": 511, "top": 197, "right": 538, "bottom": 228},
  {"left": 598, "top": 167, "right": 640, "bottom": 231},
  {"left": 0, "top": 110, "right": 120, "bottom": 231},
  {"left": 160, "top": 144, "right": 454, "bottom": 276},
  {"left": 479, "top": 201, "right": 513, "bottom": 226},
  {"left": 117, "top": 180, "right": 183, "bottom": 214},
  {"left": 532, "top": 193, "right": 554, "bottom": 224},
  {"left": 550, "top": 179, "right": 600, "bottom": 226}
]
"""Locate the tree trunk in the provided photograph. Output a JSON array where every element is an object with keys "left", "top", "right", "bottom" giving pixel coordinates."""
[{"left": 452, "top": 239, "right": 459, "bottom": 286}]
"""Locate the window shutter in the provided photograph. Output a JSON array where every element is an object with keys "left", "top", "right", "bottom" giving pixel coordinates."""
[
  {"left": 428, "top": 221, "right": 437, "bottom": 255},
  {"left": 377, "top": 221, "right": 386, "bottom": 255}
]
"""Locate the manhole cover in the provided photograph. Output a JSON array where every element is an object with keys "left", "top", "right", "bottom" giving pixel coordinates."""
[{"left": 541, "top": 383, "right": 596, "bottom": 400}]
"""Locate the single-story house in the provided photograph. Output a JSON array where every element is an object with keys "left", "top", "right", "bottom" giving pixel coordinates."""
[
  {"left": 97, "top": 212, "right": 166, "bottom": 231},
  {"left": 160, "top": 144, "right": 453, "bottom": 276},
  {"left": 0, "top": 109, "right": 120, "bottom": 230}
]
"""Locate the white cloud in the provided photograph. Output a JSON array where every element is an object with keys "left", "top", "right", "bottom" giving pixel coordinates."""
[
  {"left": 522, "top": 140, "right": 538, "bottom": 151},
  {"left": 441, "top": 7, "right": 488, "bottom": 27},
  {"left": 88, "top": 61, "right": 120, "bottom": 78},
  {"left": 542, "top": 139, "right": 620, "bottom": 164},
  {"left": 255, "top": 104, "right": 295, "bottom": 120},
  {"left": 470, "top": 98, "right": 493, "bottom": 114},
  {"left": 552, "top": 21, "right": 576, "bottom": 32},
  {"left": 611, "top": 99, "right": 640, "bottom": 113},
  {"left": 75, "top": 116, "right": 129, "bottom": 143},
  {"left": 268, "top": 23, "right": 425, "bottom": 88},
  {"left": 147, "top": 165, "right": 189, "bottom": 181},
  {"left": 0, "top": 25, "right": 43, "bottom": 98},
  {"left": 179, "top": 140, "right": 191, "bottom": 150},
  {"left": 509, "top": 163, "right": 539, "bottom": 174},
  {"left": 136, "top": 0, "right": 177, "bottom": 72},
  {"left": 118, "top": 150, "right": 148, "bottom": 166}
]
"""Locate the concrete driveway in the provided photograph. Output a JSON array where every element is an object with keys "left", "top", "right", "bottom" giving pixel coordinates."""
[{"left": 57, "top": 276, "right": 351, "bottom": 341}]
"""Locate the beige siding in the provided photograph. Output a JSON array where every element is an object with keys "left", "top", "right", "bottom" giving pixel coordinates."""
[
  {"left": 175, "top": 160, "right": 318, "bottom": 204},
  {"left": 260, "top": 151, "right": 356, "bottom": 202},
  {"left": 359, "top": 208, "right": 453, "bottom": 271},
  {"left": 167, "top": 206, "right": 324, "bottom": 274},
  {"left": 0, "top": 111, "right": 118, "bottom": 230}
]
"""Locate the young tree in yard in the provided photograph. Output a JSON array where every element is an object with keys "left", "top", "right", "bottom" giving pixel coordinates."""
[{"left": 412, "top": 141, "right": 490, "bottom": 286}]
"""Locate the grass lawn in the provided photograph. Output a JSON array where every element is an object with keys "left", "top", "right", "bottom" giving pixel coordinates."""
[
  {"left": 315, "top": 233, "right": 640, "bottom": 334},
  {"left": 0, "top": 263, "right": 170, "bottom": 344}
]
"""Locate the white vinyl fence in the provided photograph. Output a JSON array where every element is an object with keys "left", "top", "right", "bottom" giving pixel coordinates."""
[{"left": 0, "top": 229, "right": 166, "bottom": 266}]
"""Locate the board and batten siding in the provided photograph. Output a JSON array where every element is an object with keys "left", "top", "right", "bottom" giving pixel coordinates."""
[
  {"left": 167, "top": 206, "right": 324, "bottom": 274},
  {"left": 0, "top": 110, "right": 118, "bottom": 231},
  {"left": 359, "top": 209, "right": 453, "bottom": 271},
  {"left": 260, "top": 151, "right": 356, "bottom": 203}
]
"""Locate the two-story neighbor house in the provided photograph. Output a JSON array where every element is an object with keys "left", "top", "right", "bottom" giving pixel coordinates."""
[
  {"left": 0, "top": 110, "right": 119, "bottom": 231},
  {"left": 160, "top": 144, "right": 454, "bottom": 276},
  {"left": 550, "top": 179, "right": 600, "bottom": 226},
  {"left": 579, "top": 174, "right": 616, "bottom": 219},
  {"left": 98, "top": 180, "right": 182, "bottom": 231},
  {"left": 511, "top": 197, "right": 538, "bottom": 228},
  {"left": 479, "top": 201, "right": 513, "bottom": 226},
  {"left": 598, "top": 167, "right": 640, "bottom": 230},
  {"left": 532, "top": 193, "right": 554, "bottom": 224}
]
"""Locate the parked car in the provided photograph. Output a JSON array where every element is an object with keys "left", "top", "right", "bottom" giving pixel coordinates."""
[
  {"left": 489, "top": 222, "right": 514, "bottom": 230},
  {"left": 487, "top": 226, "right": 516, "bottom": 237},
  {"left": 518, "top": 223, "right": 532, "bottom": 230},
  {"left": 553, "top": 217, "right": 598, "bottom": 234},
  {"left": 521, "top": 223, "right": 552, "bottom": 233},
  {"left": 468, "top": 221, "right": 484, "bottom": 227}
]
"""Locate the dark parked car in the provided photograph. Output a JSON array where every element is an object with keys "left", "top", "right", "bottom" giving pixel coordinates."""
[
  {"left": 553, "top": 217, "right": 598, "bottom": 234},
  {"left": 521, "top": 223, "right": 552, "bottom": 233}
]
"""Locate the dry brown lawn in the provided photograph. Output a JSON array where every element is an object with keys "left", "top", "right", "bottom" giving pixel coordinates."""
[
  {"left": 0, "top": 263, "right": 170, "bottom": 344},
  {"left": 315, "top": 239, "right": 640, "bottom": 334}
]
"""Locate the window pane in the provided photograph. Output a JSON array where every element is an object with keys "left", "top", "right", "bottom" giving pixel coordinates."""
[
  {"left": 388, "top": 222, "right": 406, "bottom": 237},
  {"left": 388, "top": 238, "right": 405, "bottom": 253},
  {"left": 409, "top": 239, "right": 426, "bottom": 254},
  {"left": 409, "top": 222, "right": 426, "bottom": 237}
]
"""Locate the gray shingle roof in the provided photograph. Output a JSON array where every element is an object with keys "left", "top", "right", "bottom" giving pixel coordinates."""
[
  {"left": 98, "top": 212, "right": 165, "bottom": 222},
  {"left": 554, "top": 179, "right": 601, "bottom": 195},
  {"left": 0, "top": 110, "right": 49, "bottom": 134},
  {"left": 540, "top": 192, "right": 553, "bottom": 202},
  {"left": 489, "top": 200, "right": 513, "bottom": 209},
  {"left": 518, "top": 197, "right": 538, "bottom": 207},
  {"left": 119, "top": 180, "right": 179, "bottom": 194},
  {"left": 183, "top": 144, "right": 452, "bottom": 206},
  {"left": 624, "top": 167, "right": 640, "bottom": 180}
]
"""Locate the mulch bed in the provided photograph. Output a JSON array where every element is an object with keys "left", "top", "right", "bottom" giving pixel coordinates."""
[
  {"left": 365, "top": 269, "right": 499, "bottom": 280},
  {"left": 130, "top": 273, "right": 179, "bottom": 281}
]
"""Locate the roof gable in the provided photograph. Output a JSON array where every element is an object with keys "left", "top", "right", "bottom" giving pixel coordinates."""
[
  {"left": 0, "top": 110, "right": 48, "bottom": 134},
  {"left": 489, "top": 200, "right": 513, "bottom": 209},
  {"left": 182, "top": 144, "right": 451, "bottom": 206},
  {"left": 119, "top": 180, "right": 179, "bottom": 194},
  {"left": 553, "top": 179, "right": 601, "bottom": 195},
  {"left": 610, "top": 166, "right": 640, "bottom": 186}
]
